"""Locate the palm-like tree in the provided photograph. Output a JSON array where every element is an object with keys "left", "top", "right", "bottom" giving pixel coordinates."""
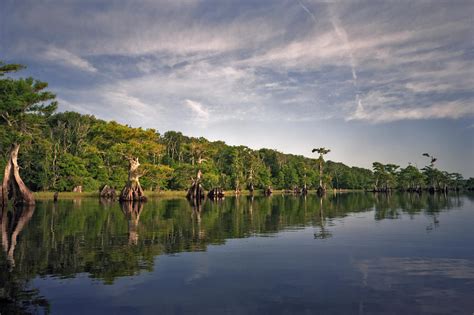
[
  {"left": 312, "top": 147, "right": 331, "bottom": 192},
  {"left": 422, "top": 153, "right": 437, "bottom": 191}
]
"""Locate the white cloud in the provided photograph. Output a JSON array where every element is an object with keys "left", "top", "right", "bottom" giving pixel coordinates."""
[
  {"left": 184, "top": 99, "right": 209, "bottom": 122},
  {"left": 405, "top": 82, "right": 453, "bottom": 93},
  {"left": 42, "top": 46, "right": 97, "bottom": 73},
  {"left": 102, "top": 90, "right": 153, "bottom": 118},
  {"left": 348, "top": 100, "right": 474, "bottom": 123}
]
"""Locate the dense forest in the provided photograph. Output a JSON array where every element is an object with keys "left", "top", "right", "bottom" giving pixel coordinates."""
[
  {"left": 1, "top": 111, "right": 472, "bottom": 194},
  {"left": 1, "top": 62, "right": 473, "bottom": 194}
]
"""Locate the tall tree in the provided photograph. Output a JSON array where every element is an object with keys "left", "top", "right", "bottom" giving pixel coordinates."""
[
  {"left": 312, "top": 147, "right": 331, "bottom": 193},
  {"left": 0, "top": 62, "right": 57, "bottom": 205},
  {"left": 422, "top": 153, "right": 437, "bottom": 192}
]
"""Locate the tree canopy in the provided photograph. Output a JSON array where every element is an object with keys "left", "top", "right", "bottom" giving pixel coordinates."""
[{"left": 0, "top": 63, "right": 57, "bottom": 144}]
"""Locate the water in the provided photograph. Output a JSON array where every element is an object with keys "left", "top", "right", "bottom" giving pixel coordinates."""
[{"left": 1, "top": 193, "right": 474, "bottom": 314}]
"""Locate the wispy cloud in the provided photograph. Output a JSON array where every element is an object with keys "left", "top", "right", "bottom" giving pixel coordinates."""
[
  {"left": 348, "top": 99, "right": 473, "bottom": 123},
  {"left": 2, "top": 0, "right": 473, "bottom": 126},
  {"left": 328, "top": 6, "right": 357, "bottom": 81},
  {"left": 297, "top": 0, "right": 318, "bottom": 24},
  {"left": 184, "top": 99, "right": 209, "bottom": 122},
  {"left": 42, "top": 46, "right": 97, "bottom": 73}
]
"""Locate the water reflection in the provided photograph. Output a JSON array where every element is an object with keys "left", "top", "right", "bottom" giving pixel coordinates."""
[
  {"left": 120, "top": 201, "right": 144, "bottom": 245},
  {"left": 313, "top": 196, "right": 332, "bottom": 239},
  {"left": 0, "top": 193, "right": 468, "bottom": 281},
  {"left": 355, "top": 257, "right": 474, "bottom": 314},
  {"left": 0, "top": 192, "right": 472, "bottom": 313},
  {"left": 1, "top": 205, "right": 35, "bottom": 270},
  {"left": 1, "top": 205, "right": 50, "bottom": 314}
]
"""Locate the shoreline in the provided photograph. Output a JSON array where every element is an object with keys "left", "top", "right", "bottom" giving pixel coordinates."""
[{"left": 33, "top": 189, "right": 360, "bottom": 200}]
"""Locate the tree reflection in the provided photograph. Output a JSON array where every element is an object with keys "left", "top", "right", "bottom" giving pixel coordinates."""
[
  {"left": 1, "top": 205, "right": 35, "bottom": 270},
  {"left": 0, "top": 192, "right": 470, "bottom": 288},
  {"left": 0, "top": 205, "right": 50, "bottom": 314},
  {"left": 191, "top": 199, "right": 206, "bottom": 241},
  {"left": 314, "top": 196, "right": 332, "bottom": 240},
  {"left": 120, "top": 201, "right": 144, "bottom": 245}
]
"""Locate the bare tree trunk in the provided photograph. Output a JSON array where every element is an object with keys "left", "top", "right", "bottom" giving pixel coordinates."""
[
  {"left": 1, "top": 144, "right": 35, "bottom": 206},
  {"left": 319, "top": 160, "right": 323, "bottom": 188},
  {"left": 247, "top": 169, "right": 254, "bottom": 194},
  {"left": 187, "top": 169, "right": 205, "bottom": 201},
  {"left": 119, "top": 157, "right": 146, "bottom": 202}
]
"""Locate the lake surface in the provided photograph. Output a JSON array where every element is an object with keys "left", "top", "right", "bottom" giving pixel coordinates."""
[{"left": 1, "top": 192, "right": 474, "bottom": 314}]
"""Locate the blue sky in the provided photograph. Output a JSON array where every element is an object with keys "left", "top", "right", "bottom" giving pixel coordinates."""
[{"left": 1, "top": 0, "right": 473, "bottom": 176}]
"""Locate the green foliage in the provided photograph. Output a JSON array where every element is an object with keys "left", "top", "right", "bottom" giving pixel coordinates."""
[
  {"left": 0, "top": 63, "right": 57, "bottom": 145},
  {"left": 0, "top": 106, "right": 467, "bottom": 192}
]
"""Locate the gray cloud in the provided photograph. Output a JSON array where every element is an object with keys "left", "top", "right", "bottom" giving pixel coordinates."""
[{"left": 1, "top": 0, "right": 473, "bottom": 125}]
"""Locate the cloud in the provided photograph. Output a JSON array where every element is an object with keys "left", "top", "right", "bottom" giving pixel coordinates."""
[
  {"left": 42, "top": 46, "right": 97, "bottom": 73},
  {"left": 5, "top": 1, "right": 283, "bottom": 57},
  {"left": 2, "top": 0, "right": 473, "bottom": 126},
  {"left": 102, "top": 90, "right": 153, "bottom": 118},
  {"left": 297, "top": 0, "right": 318, "bottom": 24},
  {"left": 184, "top": 99, "right": 209, "bottom": 122},
  {"left": 348, "top": 99, "right": 474, "bottom": 123},
  {"left": 54, "top": 85, "right": 164, "bottom": 129},
  {"left": 328, "top": 6, "right": 357, "bottom": 81}
]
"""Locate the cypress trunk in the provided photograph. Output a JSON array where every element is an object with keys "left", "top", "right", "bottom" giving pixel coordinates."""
[
  {"left": 1, "top": 144, "right": 35, "bottom": 206},
  {"left": 119, "top": 157, "right": 146, "bottom": 202}
]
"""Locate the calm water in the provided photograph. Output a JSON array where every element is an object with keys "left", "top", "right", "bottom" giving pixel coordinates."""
[{"left": 1, "top": 193, "right": 474, "bottom": 314}]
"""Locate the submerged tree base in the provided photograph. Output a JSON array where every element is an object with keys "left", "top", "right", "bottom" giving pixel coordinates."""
[
  {"left": 317, "top": 186, "right": 326, "bottom": 196},
  {"left": 119, "top": 157, "right": 147, "bottom": 202},
  {"left": 119, "top": 181, "right": 147, "bottom": 202},
  {"left": 208, "top": 187, "right": 225, "bottom": 200},
  {"left": 100, "top": 185, "right": 117, "bottom": 200},
  {"left": 264, "top": 186, "right": 273, "bottom": 196},
  {"left": 187, "top": 181, "right": 205, "bottom": 200}
]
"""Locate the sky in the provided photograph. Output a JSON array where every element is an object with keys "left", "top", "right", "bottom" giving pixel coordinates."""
[{"left": 1, "top": 0, "right": 473, "bottom": 176}]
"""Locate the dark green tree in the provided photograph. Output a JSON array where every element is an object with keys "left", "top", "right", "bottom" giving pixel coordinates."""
[
  {"left": 0, "top": 62, "right": 57, "bottom": 205},
  {"left": 422, "top": 153, "right": 437, "bottom": 192}
]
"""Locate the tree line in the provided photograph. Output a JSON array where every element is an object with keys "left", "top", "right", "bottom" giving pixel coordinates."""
[{"left": 1, "top": 61, "right": 473, "bottom": 195}]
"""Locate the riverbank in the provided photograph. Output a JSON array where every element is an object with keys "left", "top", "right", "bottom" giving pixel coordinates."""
[{"left": 33, "top": 189, "right": 359, "bottom": 200}]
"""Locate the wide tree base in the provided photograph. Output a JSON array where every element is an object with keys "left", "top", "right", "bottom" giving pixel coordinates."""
[
  {"left": 208, "top": 187, "right": 225, "bottom": 200},
  {"left": 187, "top": 182, "right": 205, "bottom": 200},
  {"left": 264, "top": 186, "right": 273, "bottom": 196},
  {"left": 317, "top": 186, "right": 326, "bottom": 196},
  {"left": 100, "top": 185, "right": 116, "bottom": 200},
  {"left": 119, "top": 181, "right": 147, "bottom": 202}
]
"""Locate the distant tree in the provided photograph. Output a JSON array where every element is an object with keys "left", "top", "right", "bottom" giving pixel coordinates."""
[
  {"left": 465, "top": 177, "right": 474, "bottom": 190},
  {"left": 312, "top": 147, "right": 331, "bottom": 192},
  {"left": 397, "top": 164, "right": 424, "bottom": 191},
  {"left": 0, "top": 62, "right": 57, "bottom": 205},
  {"left": 422, "top": 153, "right": 437, "bottom": 191},
  {"left": 449, "top": 172, "right": 463, "bottom": 191},
  {"left": 384, "top": 164, "right": 400, "bottom": 190}
]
